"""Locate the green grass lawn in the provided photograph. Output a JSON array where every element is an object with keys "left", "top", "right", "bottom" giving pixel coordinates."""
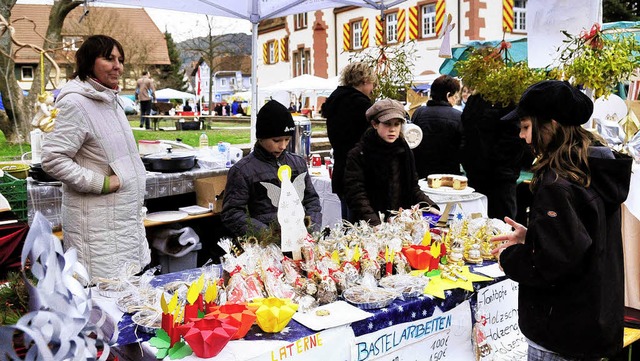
[{"left": 0, "top": 116, "right": 326, "bottom": 161}]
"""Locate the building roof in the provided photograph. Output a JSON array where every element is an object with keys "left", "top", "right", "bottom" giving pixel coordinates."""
[{"left": 10, "top": 4, "right": 170, "bottom": 66}]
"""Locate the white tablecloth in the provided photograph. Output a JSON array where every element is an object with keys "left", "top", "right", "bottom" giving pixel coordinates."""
[
  {"left": 310, "top": 174, "right": 342, "bottom": 229},
  {"left": 309, "top": 170, "right": 489, "bottom": 227},
  {"left": 425, "top": 191, "right": 489, "bottom": 219}
]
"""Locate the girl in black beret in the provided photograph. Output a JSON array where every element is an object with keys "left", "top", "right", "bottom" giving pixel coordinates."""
[{"left": 492, "top": 80, "right": 632, "bottom": 359}]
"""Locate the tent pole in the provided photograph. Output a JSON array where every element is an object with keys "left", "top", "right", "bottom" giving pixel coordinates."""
[{"left": 250, "top": 21, "right": 258, "bottom": 146}]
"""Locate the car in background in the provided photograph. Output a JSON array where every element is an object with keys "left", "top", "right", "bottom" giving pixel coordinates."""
[{"left": 118, "top": 95, "right": 138, "bottom": 115}]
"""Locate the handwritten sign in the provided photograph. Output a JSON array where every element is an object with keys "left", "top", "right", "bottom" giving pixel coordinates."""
[
  {"left": 352, "top": 300, "right": 474, "bottom": 361},
  {"left": 475, "top": 279, "right": 527, "bottom": 360},
  {"left": 245, "top": 326, "right": 352, "bottom": 361}
]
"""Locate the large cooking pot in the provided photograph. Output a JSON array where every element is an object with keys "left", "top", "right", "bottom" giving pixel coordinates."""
[{"left": 142, "top": 148, "right": 197, "bottom": 172}]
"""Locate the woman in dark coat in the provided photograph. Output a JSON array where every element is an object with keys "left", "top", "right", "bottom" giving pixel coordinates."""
[
  {"left": 411, "top": 75, "right": 463, "bottom": 178},
  {"left": 321, "top": 62, "right": 375, "bottom": 219},
  {"left": 343, "top": 99, "right": 438, "bottom": 226}
]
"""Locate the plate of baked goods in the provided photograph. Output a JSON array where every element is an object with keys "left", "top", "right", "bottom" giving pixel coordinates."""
[{"left": 419, "top": 174, "right": 474, "bottom": 195}]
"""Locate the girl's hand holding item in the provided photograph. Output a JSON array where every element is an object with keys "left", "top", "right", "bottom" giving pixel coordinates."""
[{"left": 491, "top": 216, "right": 526, "bottom": 261}]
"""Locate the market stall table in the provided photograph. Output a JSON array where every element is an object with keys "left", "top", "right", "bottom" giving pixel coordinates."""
[
  {"left": 105, "top": 265, "right": 518, "bottom": 361},
  {"left": 27, "top": 167, "right": 228, "bottom": 230},
  {"left": 308, "top": 168, "right": 489, "bottom": 229}
]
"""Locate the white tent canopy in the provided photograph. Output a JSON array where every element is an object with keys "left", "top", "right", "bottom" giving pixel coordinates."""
[
  {"left": 262, "top": 74, "right": 337, "bottom": 95},
  {"left": 154, "top": 88, "right": 197, "bottom": 101},
  {"left": 89, "top": 0, "right": 408, "bottom": 143}
]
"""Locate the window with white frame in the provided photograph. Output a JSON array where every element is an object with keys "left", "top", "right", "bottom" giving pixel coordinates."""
[
  {"left": 421, "top": 3, "right": 437, "bottom": 38},
  {"left": 514, "top": 0, "right": 527, "bottom": 32},
  {"left": 292, "top": 48, "right": 311, "bottom": 77},
  {"left": 21, "top": 66, "right": 34, "bottom": 80},
  {"left": 295, "top": 13, "right": 308, "bottom": 30},
  {"left": 353, "top": 21, "right": 363, "bottom": 50},
  {"left": 268, "top": 41, "right": 276, "bottom": 64},
  {"left": 220, "top": 78, "right": 228, "bottom": 87},
  {"left": 386, "top": 12, "right": 398, "bottom": 43},
  {"left": 62, "top": 36, "right": 83, "bottom": 51}
]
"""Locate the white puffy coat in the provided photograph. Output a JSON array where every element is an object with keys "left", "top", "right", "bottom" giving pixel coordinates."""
[{"left": 42, "top": 78, "right": 150, "bottom": 280}]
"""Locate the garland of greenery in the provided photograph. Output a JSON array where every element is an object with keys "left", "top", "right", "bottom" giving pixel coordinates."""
[
  {"left": 454, "top": 44, "right": 548, "bottom": 107},
  {"left": 558, "top": 24, "right": 640, "bottom": 98}
]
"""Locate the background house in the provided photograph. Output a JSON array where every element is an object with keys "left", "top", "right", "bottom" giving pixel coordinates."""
[
  {"left": 255, "top": 0, "right": 528, "bottom": 108},
  {"left": 191, "top": 55, "right": 252, "bottom": 105},
  {"left": 10, "top": 4, "right": 170, "bottom": 95}
]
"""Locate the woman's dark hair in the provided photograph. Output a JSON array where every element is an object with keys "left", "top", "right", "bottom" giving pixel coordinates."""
[
  {"left": 430, "top": 75, "right": 460, "bottom": 102},
  {"left": 73, "top": 35, "right": 125, "bottom": 80}
]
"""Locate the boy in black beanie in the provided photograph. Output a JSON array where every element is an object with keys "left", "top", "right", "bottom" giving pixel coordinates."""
[{"left": 221, "top": 100, "right": 322, "bottom": 239}]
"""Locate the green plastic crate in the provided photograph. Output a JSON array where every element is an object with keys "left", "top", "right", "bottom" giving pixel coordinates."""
[{"left": 0, "top": 172, "right": 27, "bottom": 221}]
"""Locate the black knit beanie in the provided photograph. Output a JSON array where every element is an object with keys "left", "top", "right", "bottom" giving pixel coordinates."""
[{"left": 256, "top": 100, "right": 296, "bottom": 139}]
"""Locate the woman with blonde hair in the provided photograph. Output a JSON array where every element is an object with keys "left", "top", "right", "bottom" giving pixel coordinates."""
[{"left": 322, "top": 62, "right": 376, "bottom": 220}]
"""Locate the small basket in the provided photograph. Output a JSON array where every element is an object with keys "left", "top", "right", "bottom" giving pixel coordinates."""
[{"left": 0, "top": 172, "right": 27, "bottom": 221}]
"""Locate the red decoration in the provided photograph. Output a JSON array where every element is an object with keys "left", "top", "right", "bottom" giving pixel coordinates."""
[
  {"left": 161, "top": 313, "right": 181, "bottom": 347},
  {"left": 177, "top": 318, "right": 238, "bottom": 358},
  {"left": 402, "top": 245, "right": 441, "bottom": 270},
  {"left": 184, "top": 294, "right": 203, "bottom": 321},
  {"left": 207, "top": 303, "right": 258, "bottom": 339}
]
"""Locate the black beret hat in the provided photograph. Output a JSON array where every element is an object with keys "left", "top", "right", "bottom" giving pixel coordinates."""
[
  {"left": 256, "top": 100, "right": 296, "bottom": 139},
  {"left": 501, "top": 80, "right": 593, "bottom": 126}
]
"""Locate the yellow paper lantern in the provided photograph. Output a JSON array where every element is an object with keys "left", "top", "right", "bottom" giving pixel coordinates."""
[{"left": 248, "top": 297, "right": 298, "bottom": 333}]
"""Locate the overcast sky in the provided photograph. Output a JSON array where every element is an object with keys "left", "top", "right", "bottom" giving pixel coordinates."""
[{"left": 17, "top": 0, "right": 252, "bottom": 42}]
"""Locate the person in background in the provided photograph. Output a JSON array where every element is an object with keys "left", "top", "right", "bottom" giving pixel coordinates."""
[
  {"left": 237, "top": 102, "right": 246, "bottom": 116},
  {"left": 288, "top": 102, "right": 297, "bottom": 112},
  {"left": 41, "top": 35, "right": 150, "bottom": 282},
  {"left": 411, "top": 75, "right": 463, "bottom": 178},
  {"left": 461, "top": 88, "right": 524, "bottom": 220},
  {"left": 492, "top": 80, "right": 632, "bottom": 360},
  {"left": 343, "top": 99, "right": 439, "bottom": 226},
  {"left": 135, "top": 70, "right": 155, "bottom": 129},
  {"left": 224, "top": 102, "right": 231, "bottom": 116},
  {"left": 321, "top": 62, "right": 375, "bottom": 220},
  {"left": 231, "top": 100, "right": 240, "bottom": 115},
  {"left": 221, "top": 100, "right": 322, "bottom": 239},
  {"left": 182, "top": 100, "right": 192, "bottom": 112},
  {"left": 214, "top": 102, "right": 223, "bottom": 116},
  {"left": 453, "top": 85, "right": 471, "bottom": 112}
]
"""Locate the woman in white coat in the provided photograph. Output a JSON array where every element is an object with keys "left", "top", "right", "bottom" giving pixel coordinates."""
[{"left": 42, "top": 35, "right": 150, "bottom": 282}]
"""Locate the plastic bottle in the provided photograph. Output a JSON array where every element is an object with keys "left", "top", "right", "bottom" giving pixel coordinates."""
[{"left": 199, "top": 132, "right": 209, "bottom": 149}]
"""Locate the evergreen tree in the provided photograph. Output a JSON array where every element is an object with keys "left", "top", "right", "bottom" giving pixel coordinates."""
[{"left": 158, "top": 31, "right": 188, "bottom": 91}]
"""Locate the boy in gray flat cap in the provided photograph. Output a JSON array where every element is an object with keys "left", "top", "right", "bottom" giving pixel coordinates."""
[{"left": 343, "top": 98, "right": 439, "bottom": 226}]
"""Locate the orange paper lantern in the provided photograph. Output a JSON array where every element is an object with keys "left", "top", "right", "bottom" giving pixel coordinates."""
[
  {"left": 207, "top": 303, "right": 258, "bottom": 339},
  {"left": 402, "top": 245, "right": 441, "bottom": 270}
]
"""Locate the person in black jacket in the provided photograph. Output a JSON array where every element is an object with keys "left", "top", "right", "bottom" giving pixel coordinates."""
[
  {"left": 461, "top": 94, "right": 524, "bottom": 219},
  {"left": 492, "top": 81, "right": 632, "bottom": 359},
  {"left": 321, "top": 62, "right": 375, "bottom": 219},
  {"left": 343, "top": 99, "right": 439, "bottom": 226},
  {"left": 411, "top": 75, "right": 463, "bottom": 178},
  {"left": 221, "top": 100, "right": 322, "bottom": 239}
]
